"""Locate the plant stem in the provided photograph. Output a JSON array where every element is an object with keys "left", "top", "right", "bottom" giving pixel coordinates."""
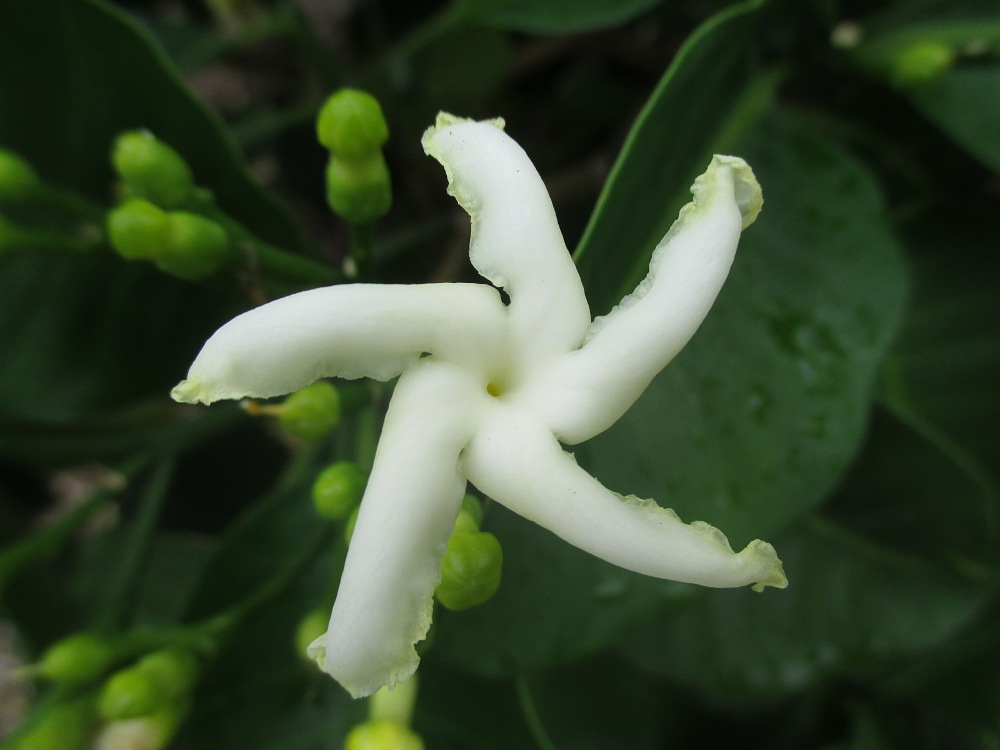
[
  {"left": 93, "top": 460, "right": 174, "bottom": 632},
  {"left": 0, "top": 457, "right": 147, "bottom": 594},
  {"left": 515, "top": 676, "right": 559, "bottom": 750}
]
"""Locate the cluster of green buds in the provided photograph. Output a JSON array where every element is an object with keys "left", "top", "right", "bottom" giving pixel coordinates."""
[
  {"left": 435, "top": 494, "right": 503, "bottom": 611},
  {"left": 243, "top": 380, "right": 343, "bottom": 441},
  {"left": 12, "top": 634, "right": 200, "bottom": 750},
  {"left": 346, "top": 676, "right": 424, "bottom": 750},
  {"left": 316, "top": 89, "right": 391, "bottom": 224},
  {"left": 107, "top": 131, "right": 229, "bottom": 280},
  {"left": 98, "top": 648, "right": 198, "bottom": 721}
]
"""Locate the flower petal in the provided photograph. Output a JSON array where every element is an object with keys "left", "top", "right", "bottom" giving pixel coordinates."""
[
  {"left": 422, "top": 113, "right": 591, "bottom": 368},
  {"left": 517, "top": 155, "right": 762, "bottom": 444},
  {"left": 171, "top": 282, "right": 506, "bottom": 404},
  {"left": 463, "top": 405, "right": 786, "bottom": 591},
  {"left": 311, "top": 360, "right": 487, "bottom": 698}
]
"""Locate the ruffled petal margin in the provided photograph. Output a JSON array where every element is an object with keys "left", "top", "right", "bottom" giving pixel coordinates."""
[
  {"left": 462, "top": 405, "right": 786, "bottom": 591},
  {"left": 422, "top": 113, "right": 591, "bottom": 369},
  {"left": 309, "top": 361, "right": 487, "bottom": 697},
  {"left": 518, "top": 155, "right": 762, "bottom": 444}
]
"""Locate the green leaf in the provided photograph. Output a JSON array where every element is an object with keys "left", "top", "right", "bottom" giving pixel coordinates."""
[
  {"left": 878, "top": 212, "right": 1000, "bottom": 539},
  {"left": 435, "top": 113, "right": 908, "bottom": 675},
  {"left": 573, "top": 0, "right": 773, "bottom": 315},
  {"left": 617, "top": 516, "right": 989, "bottom": 698},
  {"left": 453, "top": 0, "right": 666, "bottom": 34},
  {"left": 826, "top": 408, "right": 998, "bottom": 572},
  {"left": 910, "top": 67, "right": 1000, "bottom": 177}
]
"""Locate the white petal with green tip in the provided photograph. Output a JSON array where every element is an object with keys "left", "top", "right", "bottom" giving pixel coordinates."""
[
  {"left": 422, "top": 114, "right": 591, "bottom": 368},
  {"left": 314, "top": 361, "right": 487, "bottom": 697},
  {"left": 517, "top": 155, "right": 763, "bottom": 444},
  {"left": 171, "top": 283, "right": 507, "bottom": 405},
  {"left": 463, "top": 405, "right": 786, "bottom": 591}
]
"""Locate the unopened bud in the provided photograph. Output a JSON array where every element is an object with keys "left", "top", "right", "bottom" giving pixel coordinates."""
[
  {"left": 345, "top": 720, "right": 423, "bottom": 750},
  {"left": 0, "top": 148, "right": 41, "bottom": 203},
  {"left": 112, "top": 131, "right": 195, "bottom": 208},
  {"left": 107, "top": 198, "right": 169, "bottom": 260},
  {"left": 312, "top": 461, "right": 366, "bottom": 520},
  {"left": 12, "top": 696, "right": 95, "bottom": 750},
  {"left": 316, "top": 90, "right": 389, "bottom": 158},
  {"left": 435, "top": 531, "right": 503, "bottom": 611},
  {"left": 37, "top": 632, "right": 115, "bottom": 685},
  {"left": 279, "top": 381, "right": 342, "bottom": 441},
  {"left": 99, "top": 667, "right": 161, "bottom": 720},
  {"left": 325, "top": 154, "right": 391, "bottom": 224},
  {"left": 157, "top": 212, "right": 229, "bottom": 281},
  {"left": 135, "top": 648, "right": 199, "bottom": 698},
  {"left": 453, "top": 494, "right": 483, "bottom": 534},
  {"left": 369, "top": 675, "right": 418, "bottom": 726}
]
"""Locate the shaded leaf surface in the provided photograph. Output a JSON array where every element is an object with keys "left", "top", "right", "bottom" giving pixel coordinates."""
[{"left": 455, "top": 0, "right": 666, "bottom": 34}]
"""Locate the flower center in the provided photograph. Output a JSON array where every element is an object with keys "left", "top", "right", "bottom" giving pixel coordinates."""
[{"left": 486, "top": 381, "right": 503, "bottom": 398}]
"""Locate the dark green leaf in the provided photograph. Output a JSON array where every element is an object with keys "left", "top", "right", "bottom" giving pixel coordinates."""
[
  {"left": 617, "top": 517, "right": 989, "bottom": 698},
  {"left": 454, "top": 0, "right": 666, "bottom": 34},
  {"left": 909, "top": 67, "right": 1000, "bottom": 175},
  {"left": 574, "top": 0, "right": 773, "bottom": 315}
]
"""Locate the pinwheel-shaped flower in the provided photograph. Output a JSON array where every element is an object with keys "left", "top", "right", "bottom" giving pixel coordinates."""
[{"left": 171, "top": 113, "right": 786, "bottom": 698}]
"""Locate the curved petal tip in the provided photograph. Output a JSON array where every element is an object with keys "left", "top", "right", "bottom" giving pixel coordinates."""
[
  {"left": 704, "top": 154, "right": 763, "bottom": 229},
  {"left": 170, "top": 379, "right": 206, "bottom": 405},
  {"left": 741, "top": 539, "right": 788, "bottom": 592}
]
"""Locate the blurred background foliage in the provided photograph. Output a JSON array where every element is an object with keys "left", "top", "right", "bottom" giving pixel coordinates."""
[{"left": 0, "top": 0, "right": 998, "bottom": 747}]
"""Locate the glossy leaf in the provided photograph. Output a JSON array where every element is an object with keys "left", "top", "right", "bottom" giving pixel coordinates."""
[{"left": 617, "top": 516, "right": 989, "bottom": 697}]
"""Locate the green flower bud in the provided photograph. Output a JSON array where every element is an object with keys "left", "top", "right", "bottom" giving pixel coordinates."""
[
  {"left": 312, "top": 461, "right": 367, "bottom": 520},
  {"left": 112, "top": 130, "right": 195, "bottom": 208},
  {"left": 344, "top": 505, "right": 360, "bottom": 545},
  {"left": 38, "top": 632, "right": 115, "bottom": 685},
  {"left": 12, "top": 696, "right": 95, "bottom": 750},
  {"left": 295, "top": 608, "right": 328, "bottom": 662},
  {"left": 107, "top": 198, "right": 169, "bottom": 260},
  {"left": 455, "top": 493, "right": 483, "bottom": 533},
  {"left": 325, "top": 154, "right": 391, "bottom": 224},
  {"left": 0, "top": 148, "right": 41, "bottom": 203},
  {"left": 316, "top": 89, "right": 389, "bottom": 158},
  {"left": 135, "top": 648, "right": 199, "bottom": 698},
  {"left": 890, "top": 41, "right": 954, "bottom": 88},
  {"left": 369, "top": 675, "right": 418, "bottom": 726},
  {"left": 435, "top": 531, "right": 503, "bottom": 611},
  {"left": 99, "top": 666, "right": 161, "bottom": 720},
  {"left": 279, "top": 381, "right": 342, "bottom": 441},
  {"left": 345, "top": 720, "right": 423, "bottom": 750},
  {"left": 155, "top": 211, "right": 229, "bottom": 281},
  {"left": 94, "top": 700, "right": 190, "bottom": 750}
]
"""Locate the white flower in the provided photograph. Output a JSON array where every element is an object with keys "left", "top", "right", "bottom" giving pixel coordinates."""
[{"left": 171, "top": 113, "right": 786, "bottom": 698}]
